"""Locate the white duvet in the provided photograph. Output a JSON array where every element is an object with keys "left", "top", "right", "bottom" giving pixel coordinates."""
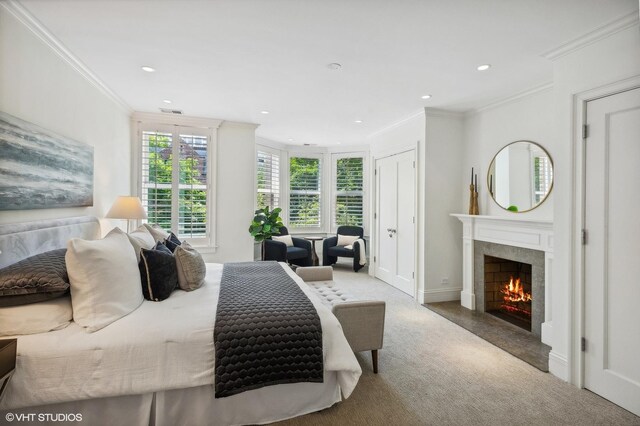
[{"left": 0, "top": 263, "right": 361, "bottom": 410}]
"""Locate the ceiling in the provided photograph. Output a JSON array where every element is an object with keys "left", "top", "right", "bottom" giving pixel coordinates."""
[{"left": 18, "top": 0, "right": 639, "bottom": 146}]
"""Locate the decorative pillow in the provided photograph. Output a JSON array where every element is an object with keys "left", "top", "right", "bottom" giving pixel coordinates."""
[
  {"left": 272, "top": 235, "right": 294, "bottom": 247},
  {"left": 139, "top": 247, "right": 178, "bottom": 301},
  {"left": 0, "top": 249, "right": 69, "bottom": 307},
  {"left": 66, "top": 227, "right": 143, "bottom": 332},
  {"left": 0, "top": 296, "right": 72, "bottom": 337},
  {"left": 154, "top": 241, "right": 173, "bottom": 254},
  {"left": 143, "top": 223, "right": 170, "bottom": 243},
  {"left": 175, "top": 242, "right": 206, "bottom": 291},
  {"left": 337, "top": 234, "right": 359, "bottom": 247},
  {"left": 164, "top": 232, "right": 182, "bottom": 252},
  {"left": 125, "top": 226, "right": 156, "bottom": 261}
]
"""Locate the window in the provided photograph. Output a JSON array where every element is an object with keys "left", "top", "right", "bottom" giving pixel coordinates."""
[
  {"left": 334, "top": 156, "right": 364, "bottom": 228},
  {"left": 289, "top": 156, "right": 322, "bottom": 228},
  {"left": 256, "top": 149, "right": 280, "bottom": 210},
  {"left": 141, "top": 127, "right": 210, "bottom": 240},
  {"left": 533, "top": 155, "right": 553, "bottom": 204}
]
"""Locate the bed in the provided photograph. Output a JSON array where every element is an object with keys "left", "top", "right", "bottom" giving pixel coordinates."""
[{"left": 0, "top": 217, "right": 362, "bottom": 425}]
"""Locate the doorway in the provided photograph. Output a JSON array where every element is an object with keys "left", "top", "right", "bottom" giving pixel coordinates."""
[
  {"left": 583, "top": 86, "right": 640, "bottom": 416},
  {"left": 374, "top": 149, "right": 416, "bottom": 296}
]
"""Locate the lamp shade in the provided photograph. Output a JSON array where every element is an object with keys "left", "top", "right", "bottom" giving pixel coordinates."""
[{"left": 106, "top": 196, "right": 147, "bottom": 220}]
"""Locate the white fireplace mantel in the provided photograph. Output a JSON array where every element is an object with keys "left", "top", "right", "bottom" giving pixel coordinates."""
[{"left": 451, "top": 214, "right": 554, "bottom": 345}]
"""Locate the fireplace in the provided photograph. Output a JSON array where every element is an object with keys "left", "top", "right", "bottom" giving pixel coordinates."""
[
  {"left": 483, "top": 256, "right": 532, "bottom": 332},
  {"left": 474, "top": 241, "right": 545, "bottom": 337}
]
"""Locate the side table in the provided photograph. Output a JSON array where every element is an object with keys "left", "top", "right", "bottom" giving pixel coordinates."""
[{"left": 303, "top": 236, "right": 325, "bottom": 266}]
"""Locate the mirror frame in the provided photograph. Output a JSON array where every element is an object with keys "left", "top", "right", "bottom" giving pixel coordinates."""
[{"left": 487, "top": 140, "right": 554, "bottom": 213}]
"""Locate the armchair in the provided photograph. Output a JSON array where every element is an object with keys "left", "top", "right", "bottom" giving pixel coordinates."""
[
  {"left": 264, "top": 226, "right": 313, "bottom": 267},
  {"left": 322, "top": 226, "right": 366, "bottom": 272}
]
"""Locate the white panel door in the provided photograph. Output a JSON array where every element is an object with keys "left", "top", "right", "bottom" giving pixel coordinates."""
[
  {"left": 375, "top": 150, "right": 415, "bottom": 296},
  {"left": 375, "top": 155, "right": 397, "bottom": 285},
  {"left": 584, "top": 87, "right": 640, "bottom": 417},
  {"left": 394, "top": 151, "right": 415, "bottom": 295}
]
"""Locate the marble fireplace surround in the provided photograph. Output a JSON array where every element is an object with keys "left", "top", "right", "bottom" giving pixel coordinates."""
[{"left": 451, "top": 214, "right": 554, "bottom": 346}]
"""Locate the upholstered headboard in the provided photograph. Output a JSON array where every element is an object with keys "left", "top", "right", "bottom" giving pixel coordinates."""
[{"left": 0, "top": 216, "right": 100, "bottom": 268}]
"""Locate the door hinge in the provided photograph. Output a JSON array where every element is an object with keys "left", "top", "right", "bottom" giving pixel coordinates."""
[
  {"left": 582, "top": 229, "right": 588, "bottom": 245},
  {"left": 412, "top": 272, "right": 415, "bottom": 279},
  {"left": 581, "top": 337, "right": 586, "bottom": 352},
  {"left": 374, "top": 212, "right": 377, "bottom": 219},
  {"left": 582, "top": 124, "right": 589, "bottom": 139},
  {"left": 413, "top": 161, "right": 416, "bottom": 168},
  {"left": 375, "top": 169, "right": 377, "bottom": 175},
  {"left": 413, "top": 216, "right": 415, "bottom": 224},
  {"left": 374, "top": 256, "right": 376, "bottom": 262}
]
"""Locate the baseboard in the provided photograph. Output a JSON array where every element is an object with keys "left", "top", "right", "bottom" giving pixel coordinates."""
[
  {"left": 460, "top": 290, "right": 476, "bottom": 310},
  {"left": 548, "top": 350, "right": 569, "bottom": 381},
  {"left": 541, "top": 321, "right": 553, "bottom": 346},
  {"left": 421, "top": 287, "right": 462, "bottom": 304}
]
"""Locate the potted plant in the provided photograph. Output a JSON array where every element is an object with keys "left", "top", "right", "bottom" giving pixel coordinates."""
[{"left": 249, "top": 206, "right": 284, "bottom": 260}]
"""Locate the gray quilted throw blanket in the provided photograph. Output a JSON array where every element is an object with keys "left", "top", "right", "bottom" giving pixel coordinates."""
[{"left": 214, "top": 261, "right": 323, "bottom": 398}]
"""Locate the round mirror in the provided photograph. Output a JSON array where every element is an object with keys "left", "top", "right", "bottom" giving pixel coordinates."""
[{"left": 487, "top": 141, "right": 553, "bottom": 213}]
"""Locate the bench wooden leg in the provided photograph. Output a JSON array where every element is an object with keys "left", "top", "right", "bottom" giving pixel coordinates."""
[{"left": 372, "top": 350, "right": 378, "bottom": 374}]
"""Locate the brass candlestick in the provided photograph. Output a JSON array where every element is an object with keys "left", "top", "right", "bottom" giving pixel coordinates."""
[
  {"left": 468, "top": 184, "right": 476, "bottom": 215},
  {"left": 471, "top": 186, "right": 479, "bottom": 215}
]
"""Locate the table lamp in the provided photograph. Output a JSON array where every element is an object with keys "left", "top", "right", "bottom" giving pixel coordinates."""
[{"left": 106, "top": 196, "right": 147, "bottom": 233}]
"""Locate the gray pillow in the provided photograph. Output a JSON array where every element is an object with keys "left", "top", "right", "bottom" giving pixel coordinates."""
[
  {"left": 175, "top": 242, "right": 206, "bottom": 291},
  {"left": 0, "top": 249, "right": 69, "bottom": 307}
]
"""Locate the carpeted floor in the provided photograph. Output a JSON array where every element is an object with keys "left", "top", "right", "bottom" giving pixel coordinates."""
[{"left": 276, "top": 262, "right": 640, "bottom": 426}]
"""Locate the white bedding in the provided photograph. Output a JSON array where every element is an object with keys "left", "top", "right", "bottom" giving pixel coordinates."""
[{"left": 1, "top": 263, "right": 361, "bottom": 416}]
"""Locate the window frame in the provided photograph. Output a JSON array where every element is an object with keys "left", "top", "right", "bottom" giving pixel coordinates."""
[
  {"left": 331, "top": 152, "right": 368, "bottom": 234},
  {"left": 133, "top": 112, "right": 220, "bottom": 250},
  {"left": 286, "top": 152, "right": 325, "bottom": 233},
  {"left": 255, "top": 145, "right": 282, "bottom": 212}
]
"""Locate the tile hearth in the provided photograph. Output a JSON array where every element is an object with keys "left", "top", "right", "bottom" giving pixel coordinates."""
[{"left": 424, "top": 301, "right": 551, "bottom": 372}]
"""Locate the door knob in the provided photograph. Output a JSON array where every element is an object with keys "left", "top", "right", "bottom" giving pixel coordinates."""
[{"left": 391, "top": 229, "right": 397, "bottom": 233}]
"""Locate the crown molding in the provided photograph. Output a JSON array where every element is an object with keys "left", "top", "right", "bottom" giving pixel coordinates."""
[
  {"left": 424, "top": 108, "right": 465, "bottom": 119},
  {"left": 466, "top": 82, "right": 554, "bottom": 116},
  {"left": 132, "top": 111, "right": 223, "bottom": 129},
  {"left": 1, "top": 0, "right": 132, "bottom": 114},
  {"left": 541, "top": 11, "right": 639, "bottom": 61},
  {"left": 366, "top": 109, "right": 425, "bottom": 140}
]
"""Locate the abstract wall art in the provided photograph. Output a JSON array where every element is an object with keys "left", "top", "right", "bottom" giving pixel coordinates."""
[{"left": 0, "top": 111, "right": 94, "bottom": 210}]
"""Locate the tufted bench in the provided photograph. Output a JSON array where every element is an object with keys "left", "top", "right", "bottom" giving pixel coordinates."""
[{"left": 296, "top": 266, "right": 385, "bottom": 373}]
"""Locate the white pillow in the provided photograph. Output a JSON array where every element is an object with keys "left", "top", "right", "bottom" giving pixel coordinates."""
[
  {"left": 119, "top": 226, "right": 156, "bottom": 261},
  {"left": 0, "top": 296, "right": 72, "bottom": 337},
  {"left": 272, "top": 235, "right": 294, "bottom": 247},
  {"left": 143, "top": 223, "right": 170, "bottom": 243},
  {"left": 337, "top": 234, "right": 359, "bottom": 247},
  {"left": 66, "top": 227, "right": 143, "bottom": 332}
]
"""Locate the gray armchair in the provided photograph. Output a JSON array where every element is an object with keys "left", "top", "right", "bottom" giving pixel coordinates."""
[
  {"left": 264, "top": 226, "right": 312, "bottom": 267},
  {"left": 323, "top": 226, "right": 366, "bottom": 272}
]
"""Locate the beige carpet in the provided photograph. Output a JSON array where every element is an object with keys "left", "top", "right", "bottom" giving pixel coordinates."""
[{"left": 277, "top": 262, "right": 640, "bottom": 426}]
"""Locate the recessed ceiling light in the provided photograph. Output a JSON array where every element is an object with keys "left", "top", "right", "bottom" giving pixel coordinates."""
[
  {"left": 288, "top": 138, "right": 294, "bottom": 142},
  {"left": 327, "top": 63, "right": 342, "bottom": 70},
  {"left": 354, "top": 120, "right": 363, "bottom": 124},
  {"left": 336, "top": 142, "right": 342, "bottom": 145},
  {"left": 261, "top": 110, "right": 270, "bottom": 115},
  {"left": 421, "top": 94, "right": 432, "bottom": 100},
  {"left": 163, "top": 99, "right": 172, "bottom": 104},
  {"left": 141, "top": 66, "right": 156, "bottom": 72},
  {"left": 477, "top": 64, "right": 491, "bottom": 71}
]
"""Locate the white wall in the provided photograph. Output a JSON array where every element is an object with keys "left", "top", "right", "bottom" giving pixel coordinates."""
[
  {"left": 462, "top": 88, "right": 555, "bottom": 220},
  {"left": 424, "top": 110, "right": 465, "bottom": 302},
  {"left": 209, "top": 122, "right": 258, "bottom": 263},
  {"left": 550, "top": 22, "right": 640, "bottom": 382},
  {"left": 0, "top": 7, "right": 131, "bottom": 230}
]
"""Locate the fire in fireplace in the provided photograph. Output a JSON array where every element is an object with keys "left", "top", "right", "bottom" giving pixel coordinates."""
[{"left": 484, "top": 256, "right": 533, "bottom": 331}]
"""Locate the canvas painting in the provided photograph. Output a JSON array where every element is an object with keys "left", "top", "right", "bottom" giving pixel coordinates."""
[{"left": 0, "top": 111, "right": 94, "bottom": 210}]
